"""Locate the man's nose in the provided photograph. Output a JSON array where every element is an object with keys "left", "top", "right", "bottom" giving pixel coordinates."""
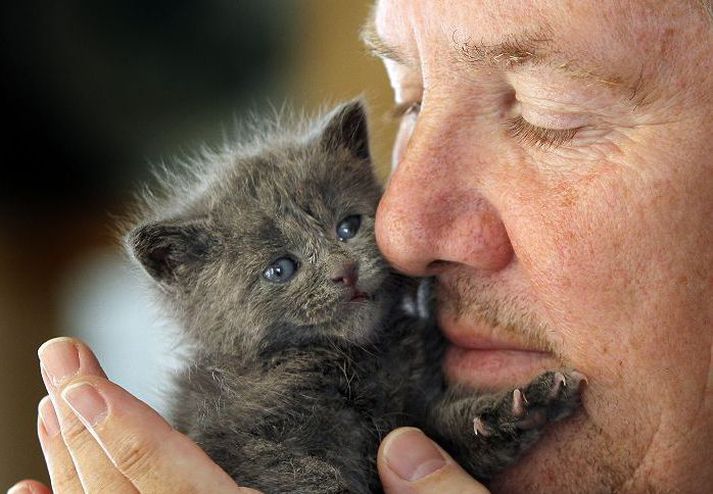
[{"left": 375, "top": 114, "right": 514, "bottom": 277}]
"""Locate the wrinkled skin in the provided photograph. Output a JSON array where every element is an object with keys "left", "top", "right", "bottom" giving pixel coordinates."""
[{"left": 372, "top": 1, "right": 713, "bottom": 492}]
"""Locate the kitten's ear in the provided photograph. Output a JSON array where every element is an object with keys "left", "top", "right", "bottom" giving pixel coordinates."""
[
  {"left": 319, "top": 99, "right": 370, "bottom": 160},
  {"left": 127, "top": 220, "right": 214, "bottom": 284}
]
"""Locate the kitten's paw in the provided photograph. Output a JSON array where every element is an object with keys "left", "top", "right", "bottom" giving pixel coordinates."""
[{"left": 472, "top": 370, "right": 586, "bottom": 438}]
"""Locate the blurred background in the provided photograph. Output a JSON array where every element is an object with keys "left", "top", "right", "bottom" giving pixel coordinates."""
[{"left": 0, "top": 0, "right": 396, "bottom": 486}]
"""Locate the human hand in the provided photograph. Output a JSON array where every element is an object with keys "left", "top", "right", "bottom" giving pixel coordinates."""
[
  {"left": 377, "top": 427, "right": 491, "bottom": 494},
  {"left": 7, "top": 337, "right": 260, "bottom": 494}
]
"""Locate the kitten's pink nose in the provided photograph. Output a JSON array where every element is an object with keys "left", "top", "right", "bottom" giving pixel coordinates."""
[{"left": 331, "top": 262, "right": 358, "bottom": 287}]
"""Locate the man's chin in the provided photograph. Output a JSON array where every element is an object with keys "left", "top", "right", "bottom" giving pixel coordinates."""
[
  {"left": 486, "top": 410, "right": 596, "bottom": 494},
  {"left": 443, "top": 343, "right": 560, "bottom": 391}
]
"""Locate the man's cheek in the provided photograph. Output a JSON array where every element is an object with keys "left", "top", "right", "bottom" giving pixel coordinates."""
[
  {"left": 508, "top": 164, "right": 641, "bottom": 345},
  {"left": 513, "top": 169, "right": 625, "bottom": 296}
]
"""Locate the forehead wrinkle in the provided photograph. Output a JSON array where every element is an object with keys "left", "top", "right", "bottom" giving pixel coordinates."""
[
  {"left": 450, "top": 26, "right": 649, "bottom": 103},
  {"left": 363, "top": 8, "right": 648, "bottom": 106}
]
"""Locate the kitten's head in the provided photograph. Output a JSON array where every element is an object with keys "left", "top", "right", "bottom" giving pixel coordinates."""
[{"left": 127, "top": 100, "right": 401, "bottom": 355}]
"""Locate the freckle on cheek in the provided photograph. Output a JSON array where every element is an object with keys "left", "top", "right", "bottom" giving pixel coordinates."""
[{"left": 553, "top": 181, "right": 579, "bottom": 209}]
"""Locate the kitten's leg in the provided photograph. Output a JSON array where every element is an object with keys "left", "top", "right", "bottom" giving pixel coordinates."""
[{"left": 427, "top": 370, "right": 586, "bottom": 481}]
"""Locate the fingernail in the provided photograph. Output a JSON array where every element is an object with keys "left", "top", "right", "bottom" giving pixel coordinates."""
[
  {"left": 38, "top": 396, "right": 61, "bottom": 437},
  {"left": 7, "top": 483, "right": 31, "bottom": 494},
  {"left": 62, "top": 382, "right": 108, "bottom": 428},
  {"left": 383, "top": 428, "right": 447, "bottom": 481},
  {"left": 38, "top": 337, "right": 79, "bottom": 386}
]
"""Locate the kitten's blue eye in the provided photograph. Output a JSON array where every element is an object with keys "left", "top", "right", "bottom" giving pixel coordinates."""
[
  {"left": 336, "top": 215, "right": 361, "bottom": 241},
  {"left": 263, "top": 257, "right": 298, "bottom": 283}
]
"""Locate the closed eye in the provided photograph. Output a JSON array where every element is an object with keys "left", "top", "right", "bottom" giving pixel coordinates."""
[
  {"left": 388, "top": 101, "right": 422, "bottom": 121},
  {"left": 390, "top": 100, "right": 580, "bottom": 149},
  {"left": 507, "top": 115, "right": 580, "bottom": 148}
]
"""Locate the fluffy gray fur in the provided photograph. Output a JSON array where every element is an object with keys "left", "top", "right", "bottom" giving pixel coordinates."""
[{"left": 125, "top": 100, "right": 584, "bottom": 493}]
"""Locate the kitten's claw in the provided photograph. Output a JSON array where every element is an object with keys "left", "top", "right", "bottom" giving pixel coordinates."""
[
  {"left": 548, "top": 372, "right": 567, "bottom": 399},
  {"left": 512, "top": 389, "right": 526, "bottom": 417},
  {"left": 473, "top": 416, "right": 492, "bottom": 437},
  {"left": 471, "top": 370, "right": 586, "bottom": 441},
  {"left": 570, "top": 370, "right": 589, "bottom": 386}
]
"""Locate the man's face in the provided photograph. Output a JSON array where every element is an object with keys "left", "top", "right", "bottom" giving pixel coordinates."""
[{"left": 370, "top": 1, "right": 713, "bottom": 492}]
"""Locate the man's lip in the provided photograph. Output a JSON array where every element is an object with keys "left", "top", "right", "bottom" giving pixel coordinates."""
[
  {"left": 438, "top": 310, "right": 556, "bottom": 389},
  {"left": 444, "top": 346, "right": 556, "bottom": 390},
  {"left": 438, "top": 310, "right": 545, "bottom": 352},
  {"left": 443, "top": 330, "right": 537, "bottom": 350}
]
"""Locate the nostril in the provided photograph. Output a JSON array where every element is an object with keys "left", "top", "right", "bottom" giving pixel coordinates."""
[
  {"left": 426, "top": 260, "right": 450, "bottom": 274},
  {"left": 331, "top": 263, "right": 358, "bottom": 286}
]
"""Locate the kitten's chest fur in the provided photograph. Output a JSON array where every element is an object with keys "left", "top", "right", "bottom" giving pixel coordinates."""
[{"left": 170, "top": 311, "right": 442, "bottom": 493}]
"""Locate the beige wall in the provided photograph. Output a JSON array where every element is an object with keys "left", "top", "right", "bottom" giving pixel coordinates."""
[
  {"left": 0, "top": 1, "right": 394, "bottom": 487},
  {"left": 290, "top": 1, "right": 396, "bottom": 179}
]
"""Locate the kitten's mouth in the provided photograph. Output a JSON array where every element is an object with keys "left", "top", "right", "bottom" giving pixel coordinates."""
[{"left": 349, "top": 289, "right": 370, "bottom": 302}]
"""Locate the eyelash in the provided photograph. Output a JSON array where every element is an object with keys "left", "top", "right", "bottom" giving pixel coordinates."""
[
  {"left": 389, "top": 101, "right": 581, "bottom": 149},
  {"left": 388, "top": 102, "right": 421, "bottom": 121},
  {"left": 507, "top": 115, "right": 580, "bottom": 148}
]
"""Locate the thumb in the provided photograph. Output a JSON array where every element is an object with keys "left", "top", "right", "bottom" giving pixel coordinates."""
[{"left": 377, "top": 427, "right": 491, "bottom": 494}]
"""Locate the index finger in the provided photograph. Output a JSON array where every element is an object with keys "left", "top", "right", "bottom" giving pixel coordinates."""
[
  {"left": 39, "top": 338, "right": 136, "bottom": 493},
  {"left": 59, "top": 374, "right": 258, "bottom": 494}
]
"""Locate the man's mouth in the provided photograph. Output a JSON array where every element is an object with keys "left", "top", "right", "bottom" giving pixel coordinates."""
[{"left": 439, "top": 311, "right": 557, "bottom": 391}]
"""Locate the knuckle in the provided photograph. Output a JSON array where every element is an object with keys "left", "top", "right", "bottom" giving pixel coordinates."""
[
  {"left": 50, "top": 466, "right": 83, "bottom": 494},
  {"left": 112, "top": 432, "right": 161, "bottom": 478},
  {"left": 92, "top": 477, "right": 135, "bottom": 494},
  {"left": 60, "top": 414, "right": 97, "bottom": 452}
]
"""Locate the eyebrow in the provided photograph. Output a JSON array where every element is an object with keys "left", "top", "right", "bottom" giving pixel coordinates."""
[
  {"left": 360, "top": 15, "right": 410, "bottom": 65},
  {"left": 360, "top": 17, "right": 646, "bottom": 104},
  {"left": 455, "top": 29, "right": 554, "bottom": 67}
]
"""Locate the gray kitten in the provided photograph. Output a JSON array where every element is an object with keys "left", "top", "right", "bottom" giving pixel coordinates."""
[{"left": 126, "top": 100, "right": 584, "bottom": 493}]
